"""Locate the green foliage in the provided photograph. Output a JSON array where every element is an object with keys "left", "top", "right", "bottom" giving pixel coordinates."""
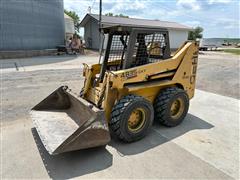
[
  {"left": 116, "top": 14, "right": 129, "bottom": 18},
  {"left": 223, "top": 49, "right": 240, "bottom": 55},
  {"left": 105, "top": 13, "right": 129, "bottom": 18},
  {"left": 188, "top": 26, "right": 204, "bottom": 40},
  {"left": 64, "top": 9, "right": 80, "bottom": 33},
  {"left": 105, "top": 13, "right": 114, "bottom": 16}
]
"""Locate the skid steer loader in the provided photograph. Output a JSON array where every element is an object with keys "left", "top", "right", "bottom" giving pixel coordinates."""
[{"left": 31, "top": 26, "right": 199, "bottom": 155}]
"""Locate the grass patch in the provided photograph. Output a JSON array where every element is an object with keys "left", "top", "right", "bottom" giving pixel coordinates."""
[{"left": 223, "top": 49, "right": 240, "bottom": 55}]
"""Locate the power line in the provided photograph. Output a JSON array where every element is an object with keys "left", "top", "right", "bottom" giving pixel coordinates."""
[
  {"left": 87, "top": 0, "right": 96, "bottom": 14},
  {"left": 91, "top": 0, "right": 96, "bottom": 9}
]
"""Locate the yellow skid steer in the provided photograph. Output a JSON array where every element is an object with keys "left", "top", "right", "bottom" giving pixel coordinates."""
[{"left": 31, "top": 26, "right": 199, "bottom": 155}]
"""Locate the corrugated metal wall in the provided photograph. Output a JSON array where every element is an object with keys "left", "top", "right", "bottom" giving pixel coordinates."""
[
  {"left": 65, "top": 16, "right": 74, "bottom": 35},
  {"left": 0, "top": 0, "right": 65, "bottom": 51},
  {"left": 84, "top": 19, "right": 101, "bottom": 50}
]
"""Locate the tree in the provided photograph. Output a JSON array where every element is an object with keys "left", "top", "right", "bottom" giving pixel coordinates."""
[
  {"left": 64, "top": 9, "right": 81, "bottom": 33},
  {"left": 116, "top": 14, "right": 129, "bottom": 18},
  {"left": 188, "top": 26, "right": 204, "bottom": 40},
  {"left": 105, "top": 13, "right": 129, "bottom": 18},
  {"left": 105, "top": 13, "right": 114, "bottom": 16}
]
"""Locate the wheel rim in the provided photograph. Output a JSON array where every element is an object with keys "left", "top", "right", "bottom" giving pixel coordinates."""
[
  {"left": 170, "top": 98, "right": 185, "bottom": 120},
  {"left": 128, "top": 108, "right": 146, "bottom": 132}
]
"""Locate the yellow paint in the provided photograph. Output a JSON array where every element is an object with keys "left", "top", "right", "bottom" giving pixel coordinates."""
[
  {"left": 128, "top": 108, "right": 146, "bottom": 132},
  {"left": 82, "top": 41, "right": 199, "bottom": 122},
  {"left": 170, "top": 98, "right": 185, "bottom": 119}
]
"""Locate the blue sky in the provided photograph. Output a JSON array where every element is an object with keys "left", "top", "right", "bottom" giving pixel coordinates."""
[{"left": 64, "top": 0, "right": 240, "bottom": 38}]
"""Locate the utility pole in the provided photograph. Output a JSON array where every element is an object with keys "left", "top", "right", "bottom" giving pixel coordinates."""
[
  {"left": 87, "top": 6, "right": 91, "bottom": 14},
  {"left": 98, "top": 0, "right": 104, "bottom": 64},
  {"left": 99, "top": 0, "right": 102, "bottom": 31}
]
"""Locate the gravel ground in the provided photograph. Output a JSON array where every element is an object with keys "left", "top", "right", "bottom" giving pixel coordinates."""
[{"left": 196, "top": 51, "right": 239, "bottom": 99}]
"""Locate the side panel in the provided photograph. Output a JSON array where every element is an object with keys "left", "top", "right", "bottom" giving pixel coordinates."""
[
  {"left": 124, "top": 85, "right": 173, "bottom": 103},
  {"left": 111, "top": 42, "right": 192, "bottom": 88},
  {"left": 172, "top": 43, "right": 199, "bottom": 98}
]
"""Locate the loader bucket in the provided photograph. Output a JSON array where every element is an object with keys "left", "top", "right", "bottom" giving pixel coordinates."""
[{"left": 30, "top": 86, "right": 111, "bottom": 155}]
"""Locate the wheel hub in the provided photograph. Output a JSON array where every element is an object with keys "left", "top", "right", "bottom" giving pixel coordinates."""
[
  {"left": 170, "top": 98, "right": 184, "bottom": 119},
  {"left": 128, "top": 108, "right": 146, "bottom": 132}
]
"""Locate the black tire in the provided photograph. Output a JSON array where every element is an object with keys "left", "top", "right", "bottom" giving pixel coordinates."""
[
  {"left": 110, "top": 95, "right": 154, "bottom": 142},
  {"left": 154, "top": 87, "right": 189, "bottom": 127}
]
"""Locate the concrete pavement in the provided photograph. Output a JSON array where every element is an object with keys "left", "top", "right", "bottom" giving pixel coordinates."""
[
  {"left": 1, "top": 89, "right": 239, "bottom": 179},
  {"left": 0, "top": 54, "right": 99, "bottom": 73}
]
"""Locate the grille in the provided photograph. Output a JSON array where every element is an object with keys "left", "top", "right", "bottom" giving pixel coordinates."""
[
  {"left": 131, "top": 32, "right": 167, "bottom": 67},
  {"left": 107, "top": 34, "right": 129, "bottom": 70}
]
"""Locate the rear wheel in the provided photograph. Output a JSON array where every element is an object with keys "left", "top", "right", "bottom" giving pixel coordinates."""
[
  {"left": 154, "top": 87, "right": 189, "bottom": 127},
  {"left": 110, "top": 95, "right": 154, "bottom": 142}
]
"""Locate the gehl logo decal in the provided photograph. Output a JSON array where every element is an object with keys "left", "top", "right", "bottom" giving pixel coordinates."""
[
  {"left": 190, "top": 51, "right": 198, "bottom": 84},
  {"left": 121, "top": 70, "right": 137, "bottom": 80},
  {"left": 121, "top": 69, "right": 147, "bottom": 80}
]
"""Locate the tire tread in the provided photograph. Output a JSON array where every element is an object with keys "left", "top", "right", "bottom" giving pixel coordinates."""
[
  {"left": 110, "top": 95, "right": 149, "bottom": 142},
  {"left": 154, "top": 87, "right": 188, "bottom": 127}
]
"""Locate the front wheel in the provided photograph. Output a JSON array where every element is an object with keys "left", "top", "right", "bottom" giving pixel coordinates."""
[
  {"left": 154, "top": 87, "right": 189, "bottom": 127},
  {"left": 110, "top": 95, "right": 154, "bottom": 142}
]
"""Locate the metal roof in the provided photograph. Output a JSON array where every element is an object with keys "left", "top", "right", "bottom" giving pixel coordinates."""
[{"left": 80, "top": 13, "right": 192, "bottom": 31}]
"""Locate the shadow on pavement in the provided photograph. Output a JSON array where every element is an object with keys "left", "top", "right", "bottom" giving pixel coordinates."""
[
  {"left": 31, "top": 128, "right": 112, "bottom": 180},
  {"left": 110, "top": 113, "right": 214, "bottom": 155},
  {"left": 31, "top": 113, "right": 213, "bottom": 178}
]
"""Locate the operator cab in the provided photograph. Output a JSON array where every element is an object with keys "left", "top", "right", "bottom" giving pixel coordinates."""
[{"left": 100, "top": 26, "right": 171, "bottom": 74}]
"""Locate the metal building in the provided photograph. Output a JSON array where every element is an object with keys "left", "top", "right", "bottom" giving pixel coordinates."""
[
  {"left": 64, "top": 13, "right": 75, "bottom": 40},
  {"left": 80, "top": 14, "right": 192, "bottom": 50},
  {"left": 0, "top": 0, "right": 65, "bottom": 51}
]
